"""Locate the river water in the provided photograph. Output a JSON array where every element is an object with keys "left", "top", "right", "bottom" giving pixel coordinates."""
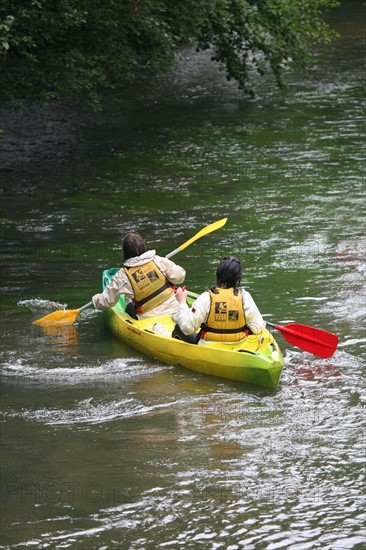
[{"left": 1, "top": 3, "right": 365, "bottom": 549}]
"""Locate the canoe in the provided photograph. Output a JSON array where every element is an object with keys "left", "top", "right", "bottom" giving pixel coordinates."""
[{"left": 102, "top": 268, "right": 284, "bottom": 388}]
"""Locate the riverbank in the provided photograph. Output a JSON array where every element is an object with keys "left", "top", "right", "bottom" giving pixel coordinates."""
[{"left": 0, "top": 48, "right": 248, "bottom": 175}]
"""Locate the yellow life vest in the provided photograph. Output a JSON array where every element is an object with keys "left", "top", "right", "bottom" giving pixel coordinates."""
[
  {"left": 124, "top": 260, "right": 174, "bottom": 313},
  {"left": 201, "top": 287, "right": 248, "bottom": 342}
]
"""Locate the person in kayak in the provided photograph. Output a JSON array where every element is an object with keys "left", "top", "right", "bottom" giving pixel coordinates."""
[
  {"left": 92, "top": 232, "right": 186, "bottom": 319},
  {"left": 172, "top": 255, "right": 265, "bottom": 344}
]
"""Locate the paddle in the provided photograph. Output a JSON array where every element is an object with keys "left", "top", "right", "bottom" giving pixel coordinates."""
[
  {"left": 266, "top": 321, "right": 338, "bottom": 358},
  {"left": 32, "top": 218, "right": 228, "bottom": 326},
  {"left": 185, "top": 291, "right": 338, "bottom": 358}
]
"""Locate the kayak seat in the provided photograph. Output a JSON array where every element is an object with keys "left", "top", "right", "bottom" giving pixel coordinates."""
[
  {"left": 172, "top": 324, "right": 199, "bottom": 345},
  {"left": 125, "top": 301, "right": 138, "bottom": 319}
]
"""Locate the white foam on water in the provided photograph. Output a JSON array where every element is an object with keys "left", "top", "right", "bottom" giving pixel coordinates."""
[
  {"left": 4, "top": 396, "right": 188, "bottom": 426},
  {"left": 0, "top": 355, "right": 166, "bottom": 384},
  {"left": 18, "top": 298, "right": 68, "bottom": 312}
]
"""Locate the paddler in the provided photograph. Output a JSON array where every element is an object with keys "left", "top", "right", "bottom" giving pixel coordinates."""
[
  {"left": 173, "top": 256, "right": 265, "bottom": 344},
  {"left": 92, "top": 232, "right": 186, "bottom": 319}
]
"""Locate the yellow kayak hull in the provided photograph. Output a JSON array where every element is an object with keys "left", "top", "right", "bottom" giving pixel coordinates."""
[{"left": 103, "top": 270, "right": 284, "bottom": 388}]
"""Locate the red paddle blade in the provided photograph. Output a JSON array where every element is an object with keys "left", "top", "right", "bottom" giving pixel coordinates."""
[{"left": 274, "top": 323, "right": 338, "bottom": 358}]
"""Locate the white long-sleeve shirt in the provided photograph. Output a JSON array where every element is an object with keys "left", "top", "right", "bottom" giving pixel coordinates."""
[
  {"left": 173, "top": 288, "right": 266, "bottom": 343},
  {"left": 92, "top": 250, "right": 186, "bottom": 319}
]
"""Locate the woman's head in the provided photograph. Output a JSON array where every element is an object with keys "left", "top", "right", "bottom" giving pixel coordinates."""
[
  {"left": 122, "top": 232, "right": 147, "bottom": 261},
  {"left": 216, "top": 256, "right": 242, "bottom": 288}
]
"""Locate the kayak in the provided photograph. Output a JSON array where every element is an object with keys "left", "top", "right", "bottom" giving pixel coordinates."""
[{"left": 102, "top": 269, "right": 284, "bottom": 388}]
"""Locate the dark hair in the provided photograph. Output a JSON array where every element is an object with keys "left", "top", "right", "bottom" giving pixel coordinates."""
[
  {"left": 216, "top": 256, "right": 242, "bottom": 288},
  {"left": 122, "top": 232, "right": 147, "bottom": 261}
]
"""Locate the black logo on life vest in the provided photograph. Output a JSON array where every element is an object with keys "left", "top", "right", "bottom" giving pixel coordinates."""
[
  {"left": 132, "top": 268, "right": 145, "bottom": 283},
  {"left": 214, "top": 301, "right": 227, "bottom": 321}
]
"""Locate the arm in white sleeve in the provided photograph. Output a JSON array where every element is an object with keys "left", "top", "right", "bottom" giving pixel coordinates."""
[
  {"left": 173, "top": 292, "right": 210, "bottom": 335},
  {"left": 243, "top": 290, "right": 266, "bottom": 334},
  {"left": 155, "top": 256, "right": 186, "bottom": 284},
  {"left": 92, "top": 269, "right": 132, "bottom": 310}
]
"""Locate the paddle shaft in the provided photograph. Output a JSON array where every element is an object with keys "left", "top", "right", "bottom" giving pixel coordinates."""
[
  {"left": 166, "top": 247, "right": 181, "bottom": 259},
  {"left": 79, "top": 301, "right": 93, "bottom": 313}
]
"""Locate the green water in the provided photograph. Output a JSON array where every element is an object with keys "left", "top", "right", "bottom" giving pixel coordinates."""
[{"left": 1, "top": 2, "right": 365, "bottom": 548}]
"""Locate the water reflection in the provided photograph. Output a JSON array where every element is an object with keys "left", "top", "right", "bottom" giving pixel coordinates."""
[{"left": 36, "top": 323, "right": 79, "bottom": 352}]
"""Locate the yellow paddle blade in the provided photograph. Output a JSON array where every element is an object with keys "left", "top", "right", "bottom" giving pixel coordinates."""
[
  {"left": 32, "top": 308, "right": 81, "bottom": 326},
  {"left": 179, "top": 217, "right": 227, "bottom": 252},
  {"left": 166, "top": 218, "right": 228, "bottom": 259}
]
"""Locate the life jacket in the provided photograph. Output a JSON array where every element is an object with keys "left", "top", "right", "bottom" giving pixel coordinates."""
[
  {"left": 124, "top": 260, "right": 174, "bottom": 314},
  {"left": 200, "top": 287, "right": 248, "bottom": 342}
]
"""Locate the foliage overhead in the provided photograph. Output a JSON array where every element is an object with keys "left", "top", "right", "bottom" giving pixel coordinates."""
[{"left": 0, "top": 0, "right": 339, "bottom": 108}]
